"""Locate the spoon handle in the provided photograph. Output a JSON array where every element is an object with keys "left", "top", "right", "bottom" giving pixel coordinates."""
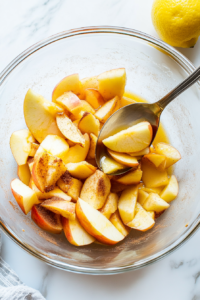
[{"left": 157, "top": 65, "right": 200, "bottom": 110}]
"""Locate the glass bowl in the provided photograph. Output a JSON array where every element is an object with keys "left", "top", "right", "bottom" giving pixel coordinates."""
[{"left": 0, "top": 26, "right": 200, "bottom": 275}]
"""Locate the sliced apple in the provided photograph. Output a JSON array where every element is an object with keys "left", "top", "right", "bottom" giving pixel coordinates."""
[
  {"left": 32, "top": 152, "right": 67, "bottom": 192},
  {"left": 138, "top": 189, "right": 149, "bottom": 206},
  {"left": 24, "top": 89, "right": 63, "bottom": 143},
  {"left": 55, "top": 91, "right": 82, "bottom": 113},
  {"left": 87, "top": 133, "right": 97, "bottom": 160},
  {"left": 29, "top": 142, "right": 39, "bottom": 157},
  {"left": 120, "top": 96, "right": 136, "bottom": 108},
  {"left": 79, "top": 76, "right": 99, "bottom": 99},
  {"left": 31, "top": 204, "right": 62, "bottom": 234},
  {"left": 99, "top": 193, "right": 118, "bottom": 219},
  {"left": 154, "top": 143, "right": 181, "bottom": 168},
  {"left": 56, "top": 113, "right": 85, "bottom": 146},
  {"left": 101, "top": 155, "right": 127, "bottom": 174},
  {"left": 17, "top": 164, "right": 31, "bottom": 186},
  {"left": 66, "top": 161, "right": 97, "bottom": 179},
  {"left": 103, "top": 121, "right": 152, "bottom": 153},
  {"left": 41, "top": 198, "right": 75, "bottom": 220},
  {"left": 118, "top": 185, "right": 138, "bottom": 224},
  {"left": 52, "top": 74, "right": 81, "bottom": 102},
  {"left": 141, "top": 158, "right": 169, "bottom": 188},
  {"left": 76, "top": 198, "right": 124, "bottom": 245},
  {"left": 113, "top": 169, "right": 142, "bottom": 185},
  {"left": 143, "top": 193, "right": 169, "bottom": 213},
  {"left": 144, "top": 153, "right": 166, "bottom": 168},
  {"left": 107, "top": 149, "right": 139, "bottom": 168},
  {"left": 36, "top": 134, "right": 69, "bottom": 161},
  {"left": 127, "top": 203, "right": 155, "bottom": 231},
  {"left": 57, "top": 171, "right": 82, "bottom": 202},
  {"left": 129, "top": 147, "right": 150, "bottom": 157},
  {"left": 97, "top": 68, "right": 126, "bottom": 101},
  {"left": 10, "top": 129, "right": 36, "bottom": 165},
  {"left": 78, "top": 112, "right": 100, "bottom": 137},
  {"left": 160, "top": 175, "right": 179, "bottom": 203},
  {"left": 80, "top": 170, "right": 111, "bottom": 209},
  {"left": 85, "top": 88, "right": 104, "bottom": 109},
  {"left": 95, "top": 96, "right": 119, "bottom": 123},
  {"left": 62, "top": 216, "right": 95, "bottom": 246},
  {"left": 110, "top": 211, "right": 131, "bottom": 237},
  {"left": 62, "top": 133, "right": 90, "bottom": 164},
  {"left": 29, "top": 178, "right": 71, "bottom": 201},
  {"left": 11, "top": 178, "right": 39, "bottom": 214},
  {"left": 140, "top": 186, "right": 163, "bottom": 194}
]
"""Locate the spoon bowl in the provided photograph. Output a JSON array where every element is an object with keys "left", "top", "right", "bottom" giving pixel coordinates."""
[{"left": 96, "top": 64, "right": 200, "bottom": 175}]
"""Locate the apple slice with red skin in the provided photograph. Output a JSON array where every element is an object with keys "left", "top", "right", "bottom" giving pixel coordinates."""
[
  {"left": 41, "top": 197, "right": 76, "bottom": 220},
  {"left": 76, "top": 198, "right": 124, "bottom": 245},
  {"left": 31, "top": 204, "right": 62, "bottom": 234}
]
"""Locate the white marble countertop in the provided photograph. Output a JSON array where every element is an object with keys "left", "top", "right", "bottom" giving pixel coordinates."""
[{"left": 1, "top": 0, "right": 200, "bottom": 299}]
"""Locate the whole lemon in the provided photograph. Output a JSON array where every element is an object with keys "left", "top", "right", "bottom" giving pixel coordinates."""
[{"left": 152, "top": 0, "right": 200, "bottom": 48}]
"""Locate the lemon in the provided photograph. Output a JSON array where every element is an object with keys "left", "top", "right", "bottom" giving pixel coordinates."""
[{"left": 152, "top": 0, "right": 200, "bottom": 48}]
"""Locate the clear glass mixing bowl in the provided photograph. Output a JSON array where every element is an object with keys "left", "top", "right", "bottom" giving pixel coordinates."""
[{"left": 0, "top": 26, "right": 200, "bottom": 275}]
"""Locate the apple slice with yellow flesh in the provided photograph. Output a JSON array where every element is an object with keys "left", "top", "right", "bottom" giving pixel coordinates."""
[
  {"left": 127, "top": 203, "right": 155, "bottom": 231},
  {"left": 27, "top": 158, "right": 34, "bottom": 173},
  {"left": 140, "top": 186, "right": 163, "bottom": 194},
  {"left": 110, "top": 211, "right": 131, "bottom": 237},
  {"left": 154, "top": 143, "right": 181, "bottom": 168},
  {"left": 107, "top": 149, "right": 139, "bottom": 168},
  {"left": 143, "top": 193, "right": 169, "bottom": 213},
  {"left": 29, "top": 177, "right": 71, "bottom": 201},
  {"left": 56, "top": 113, "right": 85, "bottom": 146},
  {"left": 120, "top": 96, "right": 136, "bottom": 108},
  {"left": 129, "top": 147, "right": 150, "bottom": 157},
  {"left": 17, "top": 164, "right": 31, "bottom": 186},
  {"left": 76, "top": 198, "right": 124, "bottom": 245},
  {"left": 160, "top": 175, "right": 179, "bottom": 203},
  {"left": 62, "top": 133, "right": 90, "bottom": 164},
  {"left": 66, "top": 161, "right": 97, "bottom": 180},
  {"left": 36, "top": 135, "right": 69, "bottom": 160},
  {"left": 113, "top": 168, "right": 142, "bottom": 185},
  {"left": 101, "top": 155, "right": 127, "bottom": 174},
  {"left": 138, "top": 189, "right": 149, "bottom": 206},
  {"left": 97, "top": 68, "right": 126, "bottom": 101},
  {"left": 24, "top": 89, "right": 63, "bottom": 143},
  {"left": 78, "top": 112, "right": 100, "bottom": 137},
  {"left": 87, "top": 133, "right": 97, "bottom": 159},
  {"left": 52, "top": 73, "right": 81, "bottom": 102},
  {"left": 29, "top": 142, "right": 39, "bottom": 157},
  {"left": 31, "top": 204, "right": 62, "bottom": 234},
  {"left": 11, "top": 178, "right": 40, "bottom": 214},
  {"left": 41, "top": 198, "right": 75, "bottom": 220},
  {"left": 10, "top": 129, "right": 36, "bottom": 165},
  {"left": 57, "top": 171, "right": 82, "bottom": 202},
  {"left": 118, "top": 185, "right": 138, "bottom": 224},
  {"left": 32, "top": 152, "right": 67, "bottom": 193},
  {"left": 95, "top": 96, "right": 119, "bottom": 123},
  {"left": 144, "top": 153, "right": 166, "bottom": 168},
  {"left": 99, "top": 193, "right": 118, "bottom": 219},
  {"left": 103, "top": 121, "right": 153, "bottom": 153},
  {"left": 79, "top": 76, "right": 99, "bottom": 99},
  {"left": 85, "top": 88, "right": 104, "bottom": 109},
  {"left": 62, "top": 216, "right": 95, "bottom": 246},
  {"left": 80, "top": 170, "right": 111, "bottom": 209},
  {"left": 141, "top": 157, "right": 169, "bottom": 188}
]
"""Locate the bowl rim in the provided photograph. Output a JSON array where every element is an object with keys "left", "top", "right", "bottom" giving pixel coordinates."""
[{"left": 1, "top": 25, "right": 200, "bottom": 275}]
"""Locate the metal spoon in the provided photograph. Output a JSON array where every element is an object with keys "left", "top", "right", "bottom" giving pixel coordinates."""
[{"left": 95, "top": 65, "right": 200, "bottom": 175}]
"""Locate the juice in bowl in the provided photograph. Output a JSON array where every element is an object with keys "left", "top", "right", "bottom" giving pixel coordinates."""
[{"left": 10, "top": 68, "right": 181, "bottom": 247}]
